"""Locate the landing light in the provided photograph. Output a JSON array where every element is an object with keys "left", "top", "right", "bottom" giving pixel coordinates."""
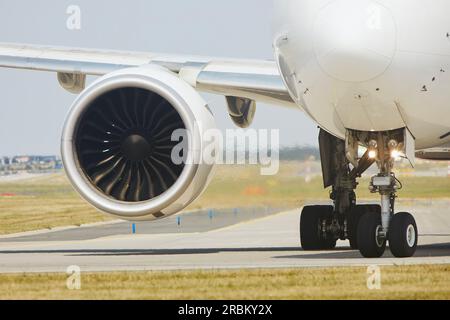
[
  {"left": 391, "top": 150, "right": 402, "bottom": 161},
  {"left": 369, "top": 140, "right": 378, "bottom": 148},
  {"left": 368, "top": 150, "right": 377, "bottom": 159}
]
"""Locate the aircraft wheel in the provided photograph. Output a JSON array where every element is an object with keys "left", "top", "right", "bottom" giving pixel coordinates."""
[
  {"left": 348, "top": 205, "right": 381, "bottom": 250},
  {"left": 300, "top": 205, "right": 336, "bottom": 250},
  {"left": 357, "top": 212, "right": 386, "bottom": 258},
  {"left": 388, "top": 212, "right": 418, "bottom": 258}
]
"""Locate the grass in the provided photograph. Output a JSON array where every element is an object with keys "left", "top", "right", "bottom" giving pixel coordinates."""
[
  {"left": 199, "top": 162, "right": 450, "bottom": 208},
  {"left": 0, "top": 161, "right": 449, "bottom": 235},
  {"left": 0, "top": 174, "right": 111, "bottom": 235},
  {"left": 0, "top": 164, "right": 449, "bottom": 300},
  {"left": 0, "top": 265, "right": 448, "bottom": 300}
]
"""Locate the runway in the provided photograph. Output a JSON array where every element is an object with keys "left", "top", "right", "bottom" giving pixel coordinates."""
[{"left": 0, "top": 199, "right": 449, "bottom": 273}]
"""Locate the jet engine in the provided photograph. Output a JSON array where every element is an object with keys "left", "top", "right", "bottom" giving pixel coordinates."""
[{"left": 61, "top": 65, "right": 216, "bottom": 221}]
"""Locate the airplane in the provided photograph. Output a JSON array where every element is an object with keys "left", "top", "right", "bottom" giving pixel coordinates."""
[{"left": 0, "top": 0, "right": 449, "bottom": 258}]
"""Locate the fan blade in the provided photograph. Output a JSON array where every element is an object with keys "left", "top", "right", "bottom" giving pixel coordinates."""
[
  {"left": 82, "top": 134, "right": 118, "bottom": 145},
  {"left": 145, "top": 100, "right": 167, "bottom": 130},
  {"left": 141, "top": 162, "right": 155, "bottom": 199},
  {"left": 103, "top": 159, "right": 127, "bottom": 196},
  {"left": 153, "top": 121, "right": 185, "bottom": 139},
  {"left": 150, "top": 156, "right": 178, "bottom": 182},
  {"left": 119, "top": 89, "right": 135, "bottom": 127},
  {"left": 145, "top": 159, "right": 168, "bottom": 192},
  {"left": 85, "top": 154, "right": 120, "bottom": 172},
  {"left": 91, "top": 156, "right": 123, "bottom": 184},
  {"left": 133, "top": 88, "right": 141, "bottom": 126},
  {"left": 118, "top": 162, "right": 133, "bottom": 201},
  {"left": 132, "top": 165, "right": 142, "bottom": 202},
  {"left": 150, "top": 109, "right": 177, "bottom": 135},
  {"left": 142, "top": 92, "right": 156, "bottom": 127},
  {"left": 103, "top": 97, "right": 130, "bottom": 130}
]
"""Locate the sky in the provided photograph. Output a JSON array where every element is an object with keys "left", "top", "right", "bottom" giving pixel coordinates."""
[{"left": 0, "top": 0, "right": 319, "bottom": 156}]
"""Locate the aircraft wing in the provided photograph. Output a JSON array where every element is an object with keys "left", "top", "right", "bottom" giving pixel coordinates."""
[{"left": 0, "top": 42, "right": 294, "bottom": 107}]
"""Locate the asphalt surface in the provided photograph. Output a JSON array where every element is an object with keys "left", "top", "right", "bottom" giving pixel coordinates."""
[
  {"left": 0, "top": 199, "right": 449, "bottom": 273},
  {"left": 0, "top": 207, "right": 280, "bottom": 242}
]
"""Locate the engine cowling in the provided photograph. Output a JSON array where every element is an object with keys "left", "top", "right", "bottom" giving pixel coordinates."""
[{"left": 61, "top": 65, "right": 216, "bottom": 221}]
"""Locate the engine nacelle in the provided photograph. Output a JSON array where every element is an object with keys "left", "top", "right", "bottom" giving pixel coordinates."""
[{"left": 61, "top": 65, "right": 216, "bottom": 221}]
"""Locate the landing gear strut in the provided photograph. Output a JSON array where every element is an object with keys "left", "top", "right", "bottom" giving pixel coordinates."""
[
  {"left": 300, "top": 129, "right": 418, "bottom": 258},
  {"left": 357, "top": 131, "right": 418, "bottom": 258}
]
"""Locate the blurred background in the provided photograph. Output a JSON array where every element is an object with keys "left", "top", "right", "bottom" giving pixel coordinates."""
[{"left": 0, "top": 0, "right": 319, "bottom": 156}]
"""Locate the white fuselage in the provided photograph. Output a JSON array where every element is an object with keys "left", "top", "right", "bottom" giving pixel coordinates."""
[{"left": 273, "top": 0, "right": 450, "bottom": 149}]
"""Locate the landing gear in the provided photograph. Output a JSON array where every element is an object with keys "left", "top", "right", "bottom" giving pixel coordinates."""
[
  {"left": 357, "top": 212, "right": 386, "bottom": 258},
  {"left": 357, "top": 210, "right": 418, "bottom": 258},
  {"left": 300, "top": 128, "right": 418, "bottom": 258},
  {"left": 300, "top": 206, "right": 337, "bottom": 250},
  {"left": 348, "top": 204, "right": 380, "bottom": 250},
  {"left": 356, "top": 130, "right": 418, "bottom": 258},
  {"left": 389, "top": 212, "right": 418, "bottom": 257}
]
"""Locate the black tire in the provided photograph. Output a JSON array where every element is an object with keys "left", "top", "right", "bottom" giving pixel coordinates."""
[
  {"left": 348, "top": 205, "right": 381, "bottom": 249},
  {"left": 300, "top": 205, "right": 337, "bottom": 250},
  {"left": 357, "top": 212, "right": 386, "bottom": 258},
  {"left": 389, "top": 212, "right": 418, "bottom": 258}
]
